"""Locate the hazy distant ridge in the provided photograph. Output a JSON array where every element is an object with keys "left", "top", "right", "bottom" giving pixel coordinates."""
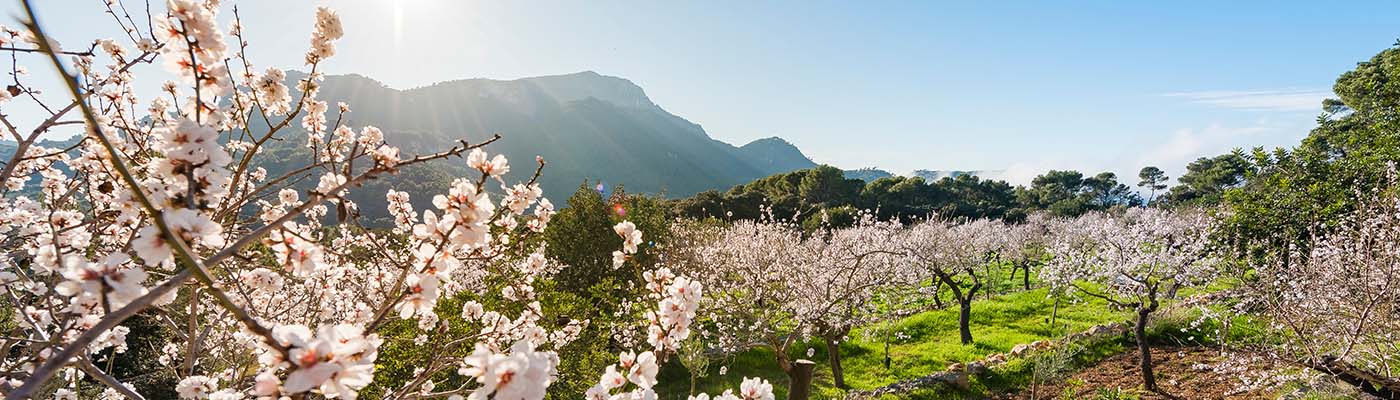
[{"left": 845, "top": 167, "right": 1005, "bottom": 182}]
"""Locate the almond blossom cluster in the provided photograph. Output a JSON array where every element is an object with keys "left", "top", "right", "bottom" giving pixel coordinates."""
[
  {"left": 257, "top": 324, "right": 381, "bottom": 397},
  {"left": 688, "top": 378, "right": 775, "bottom": 400},
  {"left": 612, "top": 220, "right": 643, "bottom": 268}
]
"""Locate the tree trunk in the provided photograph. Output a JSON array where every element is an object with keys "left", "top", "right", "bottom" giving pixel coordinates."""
[
  {"left": 775, "top": 351, "right": 793, "bottom": 376},
  {"left": 1050, "top": 296, "right": 1060, "bottom": 328},
  {"left": 883, "top": 337, "right": 892, "bottom": 369},
  {"left": 788, "top": 359, "right": 817, "bottom": 400},
  {"left": 825, "top": 337, "right": 846, "bottom": 389},
  {"left": 882, "top": 322, "right": 893, "bottom": 369},
  {"left": 1311, "top": 357, "right": 1400, "bottom": 399},
  {"left": 1022, "top": 264, "right": 1031, "bottom": 290},
  {"left": 931, "top": 281, "right": 944, "bottom": 309},
  {"left": 936, "top": 270, "right": 979, "bottom": 346},
  {"left": 1135, "top": 307, "right": 1157, "bottom": 391},
  {"left": 958, "top": 297, "right": 974, "bottom": 345}
]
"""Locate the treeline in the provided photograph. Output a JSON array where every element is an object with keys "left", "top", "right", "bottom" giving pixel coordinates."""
[{"left": 664, "top": 155, "right": 1250, "bottom": 226}]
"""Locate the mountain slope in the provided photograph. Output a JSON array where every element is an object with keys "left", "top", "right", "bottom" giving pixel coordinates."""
[
  {"left": 736, "top": 137, "right": 817, "bottom": 173},
  {"left": 255, "top": 71, "right": 816, "bottom": 222}
]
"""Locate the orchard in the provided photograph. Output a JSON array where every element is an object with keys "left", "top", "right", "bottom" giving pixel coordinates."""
[{"left": 1, "top": 1, "right": 1399, "bottom": 400}]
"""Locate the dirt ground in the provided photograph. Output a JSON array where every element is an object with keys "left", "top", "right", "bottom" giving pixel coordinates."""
[{"left": 997, "top": 346, "right": 1286, "bottom": 400}]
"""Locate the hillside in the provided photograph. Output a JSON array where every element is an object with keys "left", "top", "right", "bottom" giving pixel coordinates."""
[
  {"left": 294, "top": 71, "right": 817, "bottom": 201},
  {"left": 844, "top": 167, "right": 896, "bottom": 182}
]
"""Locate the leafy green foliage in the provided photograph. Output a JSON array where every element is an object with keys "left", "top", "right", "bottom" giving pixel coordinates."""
[
  {"left": 669, "top": 165, "right": 1024, "bottom": 224},
  {"left": 1165, "top": 152, "right": 1251, "bottom": 207},
  {"left": 537, "top": 184, "right": 674, "bottom": 397},
  {"left": 1014, "top": 170, "right": 1141, "bottom": 217},
  {"left": 1136, "top": 166, "right": 1168, "bottom": 205},
  {"left": 1220, "top": 43, "right": 1400, "bottom": 262}
]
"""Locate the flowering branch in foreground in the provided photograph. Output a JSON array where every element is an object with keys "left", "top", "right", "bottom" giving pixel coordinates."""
[{"left": 0, "top": 1, "right": 785, "bottom": 399}]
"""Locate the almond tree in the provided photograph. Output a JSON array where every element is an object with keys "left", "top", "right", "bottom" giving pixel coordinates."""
[
  {"left": 798, "top": 215, "right": 905, "bottom": 389},
  {"left": 1005, "top": 212, "right": 1054, "bottom": 291},
  {"left": 901, "top": 218, "right": 1007, "bottom": 345},
  {"left": 1243, "top": 189, "right": 1400, "bottom": 395},
  {"left": 677, "top": 217, "right": 812, "bottom": 379},
  {"left": 671, "top": 212, "right": 906, "bottom": 391},
  {"left": 1044, "top": 208, "right": 1217, "bottom": 391}
]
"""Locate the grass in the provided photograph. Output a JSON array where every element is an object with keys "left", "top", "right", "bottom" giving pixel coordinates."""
[{"left": 657, "top": 287, "right": 1132, "bottom": 399}]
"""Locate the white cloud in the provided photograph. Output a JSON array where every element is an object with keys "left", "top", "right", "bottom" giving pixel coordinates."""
[
  {"left": 1162, "top": 89, "right": 1331, "bottom": 112},
  {"left": 1127, "top": 120, "right": 1304, "bottom": 187},
  {"left": 985, "top": 119, "right": 1308, "bottom": 190},
  {"left": 1136, "top": 123, "right": 1272, "bottom": 171},
  {"left": 985, "top": 164, "right": 1046, "bottom": 186}
]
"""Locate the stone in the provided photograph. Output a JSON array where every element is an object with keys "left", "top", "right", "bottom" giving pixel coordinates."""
[
  {"left": 984, "top": 353, "right": 1006, "bottom": 364},
  {"left": 931, "top": 371, "right": 970, "bottom": 390},
  {"left": 1010, "top": 343, "right": 1031, "bottom": 356}
]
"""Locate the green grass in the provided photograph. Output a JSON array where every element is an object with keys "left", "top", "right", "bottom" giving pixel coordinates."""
[{"left": 657, "top": 288, "right": 1131, "bottom": 399}]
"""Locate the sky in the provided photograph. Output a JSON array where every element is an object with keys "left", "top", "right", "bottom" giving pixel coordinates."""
[{"left": 9, "top": 0, "right": 1400, "bottom": 185}]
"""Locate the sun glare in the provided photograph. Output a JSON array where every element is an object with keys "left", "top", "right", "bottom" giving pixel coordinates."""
[{"left": 393, "top": 0, "right": 404, "bottom": 45}]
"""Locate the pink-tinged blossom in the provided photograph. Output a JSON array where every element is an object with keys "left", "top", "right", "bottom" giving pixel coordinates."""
[
  {"left": 467, "top": 148, "right": 510, "bottom": 178},
  {"left": 614, "top": 221, "right": 643, "bottom": 254},
  {"left": 175, "top": 375, "right": 218, "bottom": 399}
]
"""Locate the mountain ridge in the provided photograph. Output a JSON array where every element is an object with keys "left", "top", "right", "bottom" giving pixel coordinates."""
[{"left": 255, "top": 70, "right": 820, "bottom": 222}]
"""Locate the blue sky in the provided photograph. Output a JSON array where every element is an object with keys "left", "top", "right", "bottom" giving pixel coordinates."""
[{"left": 12, "top": 1, "right": 1400, "bottom": 184}]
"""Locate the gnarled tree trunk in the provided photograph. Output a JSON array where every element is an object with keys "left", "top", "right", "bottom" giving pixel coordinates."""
[
  {"left": 936, "top": 270, "right": 981, "bottom": 345},
  {"left": 958, "top": 297, "right": 974, "bottom": 345},
  {"left": 1135, "top": 305, "right": 1158, "bottom": 391}
]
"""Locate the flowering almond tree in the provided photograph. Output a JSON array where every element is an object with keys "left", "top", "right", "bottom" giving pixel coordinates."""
[
  {"left": 797, "top": 215, "right": 905, "bottom": 389},
  {"left": 671, "top": 212, "right": 907, "bottom": 391},
  {"left": 1044, "top": 208, "right": 1217, "bottom": 391},
  {"left": 901, "top": 218, "right": 1007, "bottom": 345},
  {"left": 1243, "top": 189, "right": 1400, "bottom": 395},
  {"left": 678, "top": 217, "right": 811, "bottom": 378},
  {"left": 0, "top": 1, "right": 776, "bottom": 399},
  {"left": 1004, "top": 212, "right": 1053, "bottom": 291}
]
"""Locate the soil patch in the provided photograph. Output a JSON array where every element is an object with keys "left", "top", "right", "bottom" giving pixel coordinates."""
[{"left": 998, "top": 346, "right": 1284, "bottom": 400}]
